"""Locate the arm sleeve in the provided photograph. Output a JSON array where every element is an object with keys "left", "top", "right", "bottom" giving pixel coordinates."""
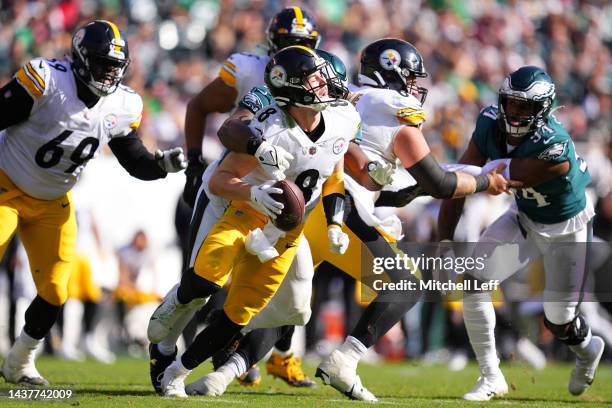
[
  {"left": 405, "top": 154, "right": 457, "bottom": 199},
  {"left": 108, "top": 130, "right": 167, "bottom": 180},
  {"left": 0, "top": 79, "right": 34, "bottom": 130},
  {"left": 322, "top": 170, "right": 345, "bottom": 226}
]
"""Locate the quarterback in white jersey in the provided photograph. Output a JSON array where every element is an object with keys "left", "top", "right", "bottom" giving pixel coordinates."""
[
  {"left": 0, "top": 20, "right": 186, "bottom": 387},
  {"left": 149, "top": 46, "right": 359, "bottom": 398},
  {"left": 182, "top": 6, "right": 320, "bottom": 207}
]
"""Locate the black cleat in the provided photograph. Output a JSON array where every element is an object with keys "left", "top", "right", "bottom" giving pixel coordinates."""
[{"left": 148, "top": 343, "right": 177, "bottom": 394}]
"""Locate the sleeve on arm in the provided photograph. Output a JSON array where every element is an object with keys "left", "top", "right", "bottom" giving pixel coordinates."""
[
  {"left": 0, "top": 79, "right": 35, "bottom": 129},
  {"left": 108, "top": 130, "right": 167, "bottom": 180}
]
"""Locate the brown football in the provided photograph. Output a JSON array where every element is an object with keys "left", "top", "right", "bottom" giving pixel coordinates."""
[{"left": 270, "top": 179, "right": 305, "bottom": 231}]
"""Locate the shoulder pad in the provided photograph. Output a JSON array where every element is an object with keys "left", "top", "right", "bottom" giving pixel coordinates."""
[
  {"left": 113, "top": 87, "right": 144, "bottom": 133},
  {"left": 219, "top": 52, "right": 266, "bottom": 88},
  {"left": 238, "top": 85, "right": 274, "bottom": 114},
  {"left": 14, "top": 58, "right": 53, "bottom": 100}
]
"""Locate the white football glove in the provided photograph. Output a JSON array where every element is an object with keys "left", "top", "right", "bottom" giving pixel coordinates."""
[
  {"left": 245, "top": 222, "right": 286, "bottom": 263},
  {"left": 368, "top": 160, "right": 395, "bottom": 186},
  {"left": 255, "top": 141, "right": 294, "bottom": 181},
  {"left": 328, "top": 225, "right": 349, "bottom": 255},
  {"left": 250, "top": 181, "right": 284, "bottom": 218},
  {"left": 155, "top": 147, "right": 187, "bottom": 173}
]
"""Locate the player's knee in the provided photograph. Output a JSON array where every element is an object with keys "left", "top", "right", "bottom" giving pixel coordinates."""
[
  {"left": 543, "top": 302, "right": 576, "bottom": 325},
  {"left": 544, "top": 314, "right": 590, "bottom": 346},
  {"left": 39, "top": 282, "right": 68, "bottom": 306}
]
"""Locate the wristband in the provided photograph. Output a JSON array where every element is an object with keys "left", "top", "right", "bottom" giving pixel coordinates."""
[{"left": 474, "top": 173, "right": 490, "bottom": 193}]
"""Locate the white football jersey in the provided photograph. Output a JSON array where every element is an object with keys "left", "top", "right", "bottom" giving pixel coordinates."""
[
  {"left": 0, "top": 58, "right": 142, "bottom": 200},
  {"left": 349, "top": 85, "right": 425, "bottom": 166},
  {"left": 245, "top": 102, "right": 361, "bottom": 215},
  {"left": 218, "top": 52, "right": 270, "bottom": 104}
]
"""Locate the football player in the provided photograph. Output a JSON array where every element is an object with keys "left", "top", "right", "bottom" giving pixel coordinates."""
[
  {"left": 437, "top": 66, "right": 605, "bottom": 400},
  {"left": 151, "top": 46, "right": 362, "bottom": 398},
  {"left": 182, "top": 6, "right": 319, "bottom": 208},
  {"left": 185, "top": 39, "right": 511, "bottom": 401},
  {"left": 0, "top": 20, "right": 186, "bottom": 386},
  {"left": 169, "top": 6, "right": 319, "bottom": 387}
]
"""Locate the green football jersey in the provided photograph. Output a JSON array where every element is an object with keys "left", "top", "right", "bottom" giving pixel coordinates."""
[{"left": 471, "top": 105, "right": 590, "bottom": 224}]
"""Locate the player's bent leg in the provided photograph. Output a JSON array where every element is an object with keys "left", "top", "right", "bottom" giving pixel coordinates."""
[
  {"left": 543, "top": 314, "right": 605, "bottom": 396},
  {"left": 4, "top": 195, "right": 76, "bottom": 387}
]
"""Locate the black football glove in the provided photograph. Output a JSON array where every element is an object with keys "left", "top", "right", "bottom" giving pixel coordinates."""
[
  {"left": 375, "top": 184, "right": 428, "bottom": 208},
  {"left": 183, "top": 149, "right": 207, "bottom": 208}
]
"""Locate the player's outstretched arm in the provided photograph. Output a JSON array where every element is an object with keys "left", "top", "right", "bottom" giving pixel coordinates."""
[
  {"left": 323, "top": 159, "right": 350, "bottom": 255},
  {"left": 393, "top": 126, "right": 508, "bottom": 198},
  {"left": 182, "top": 77, "right": 237, "bottom": 206},
  {"left": 0, "top": 79, "right": 34, "bottom": 130},
  {"left": 436, "top": 140, "right": 488, "bottom": 240},
  {"left": 108, "top": 131, "right": 185, "bottom": 180},
  {"left": 344, "top": 143, "right": 389, "bottom": 191}
]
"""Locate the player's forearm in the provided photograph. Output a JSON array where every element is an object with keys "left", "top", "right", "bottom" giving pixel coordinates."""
[
  {"left": 217, "top": 117, "right": 263, "bottom": 155},
  {"left": 184, "top": 97, "right": 208, "bottom": 152},
  {"left": 344, "top": 143, "right": 383, "bottom": 191},
  {"left": 108, "top": 133, "right": 167, "bottom": 180},
  {"left": 208, "top": 170, "right": 251, "bottom": 201},
  {"left": 437, "top": 197, "right": 466, "bottom": 241}
]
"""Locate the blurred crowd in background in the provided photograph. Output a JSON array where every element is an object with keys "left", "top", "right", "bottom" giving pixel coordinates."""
[{"left": 0, "top": 0, "right": 611, "bottom": 371}]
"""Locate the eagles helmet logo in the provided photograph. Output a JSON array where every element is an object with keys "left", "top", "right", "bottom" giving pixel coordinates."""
[
  {"left": 269, "top": 65, "right": 287, "bottom": 88},
  {"left": 379, "top": 49, "right": 401, "bottom": 71}
]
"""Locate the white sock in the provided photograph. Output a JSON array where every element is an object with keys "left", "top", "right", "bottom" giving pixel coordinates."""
[
  {"left": 463, "top": 292, "right": 501, "bottom": 377},
  {"left": 16, "top": 329, "right": 43, "bottom": 350},
  {"left": 169, "top": 358, "right": 191, "bottom": 376},
  {"left": 569, "top": 329, "right": 595, "bottom": 360},
  {"left": 338, "top": 336, "right": 367, "bottom": 366},
  {"left": 273, "top": 348, "right": 292, "bottom": 357},
  {"left": 158, "top": 295, "right": 210, "bottom": 356},
  {"left": 218, "top": 353, "right": 248, "bottom": 383}
]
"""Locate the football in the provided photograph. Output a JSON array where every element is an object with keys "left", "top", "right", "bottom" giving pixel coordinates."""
[{"left": 270, "top": 179, "right": 305, "bottom": 231}]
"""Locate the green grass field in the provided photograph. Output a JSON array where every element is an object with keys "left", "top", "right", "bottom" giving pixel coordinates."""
[{"left": 1, "top": 357, "right": 611, "bottom": 407}]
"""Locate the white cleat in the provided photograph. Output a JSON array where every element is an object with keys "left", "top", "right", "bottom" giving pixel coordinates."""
[
  {"left": 161, "top": 363, "right": 190, "bottom": 398},
  {"left": 516, "top": 337, "right": 546, "bottom": 370},
  {"left": 568, "top": 336, "right": 605, "bottom": 396},
  {"left": 315, "top": 350, "right": 378, "bottom": 402},
  {"left": 147, "top": 284, "right": 206, "bottom": 344},
  {"left": 1, "top": 347, "right": 49, "bottom": 387},
  {"left": 84, "top": 335, "right": 116, "bottom": 364},
  {"left": 463, "top": 374, "right": 508, "bottom": 401},
  {"left": 186, "top": 371, "right": 230, "bottom": 396}
]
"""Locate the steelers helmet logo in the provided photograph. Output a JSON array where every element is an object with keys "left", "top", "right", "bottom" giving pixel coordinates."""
[
  {"left": 269, "top": 65, "right": 287, "bottom": 88},
  {"left": 73, "top": 28, "right": 85, "bottom": 47},
  {"left": 379, "top": 49, "right": 401, "bottom": 71}
]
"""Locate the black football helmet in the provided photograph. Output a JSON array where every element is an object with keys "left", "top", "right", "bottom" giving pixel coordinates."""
[
  {"left": 264, "top": 46, "right": 339, "bottom": 111},
  {"left": 359, "top": 38, "right": 428, "bottom": 104},
  {"left": 71, "top": 20, "right": 130, "bottom": 97},
  {"left": 267, "top": 7, "right": 320, "bottom": 54},
  {"left": 498, "top": 66, "right": 556, "bottom": 138}
]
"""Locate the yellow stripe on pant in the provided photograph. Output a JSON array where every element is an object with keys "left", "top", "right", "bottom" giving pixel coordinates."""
[
  {"left": 0, "top": 170, "right": 76, "bottom": 306},
  {"left": 193, "top": 201, "right": 303, "bottom": 325}
]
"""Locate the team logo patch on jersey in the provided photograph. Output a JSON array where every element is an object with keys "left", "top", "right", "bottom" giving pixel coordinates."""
[
  {"left": 380, "top": 49, "right": 401, "bottom": 70},
  {"left": 538, "top": 142, "right": 567, "bottom": 161},
  {"left": 333, "top": 138, "right": 346, "bottom": 155},
  {"left": 269, "top": 65, "right": 287, "bottom": 88},
  {"left": 103, "top": 114, "right": 118, "bottom": 130}
]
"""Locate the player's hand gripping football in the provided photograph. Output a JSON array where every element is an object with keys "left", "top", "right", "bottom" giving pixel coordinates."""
[
  {"left": 255, "top": 141, "right": 294, "bottom": 181},
  {"left": 155, "top": 147, "right": 187, "bottom": 173},
  {"left": 328, "top": 224, "right": 349, "bottom": 255},
  {"left": 484, "top": 164, "right": 513, "bottom": 195},
  {"left": 250, "top": 181, "right": 284, "bottom": 218}
]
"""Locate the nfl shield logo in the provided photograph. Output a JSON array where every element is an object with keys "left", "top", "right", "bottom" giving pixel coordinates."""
[{"left": 309, "top": 147, "right": 317, "bottom": 155}]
